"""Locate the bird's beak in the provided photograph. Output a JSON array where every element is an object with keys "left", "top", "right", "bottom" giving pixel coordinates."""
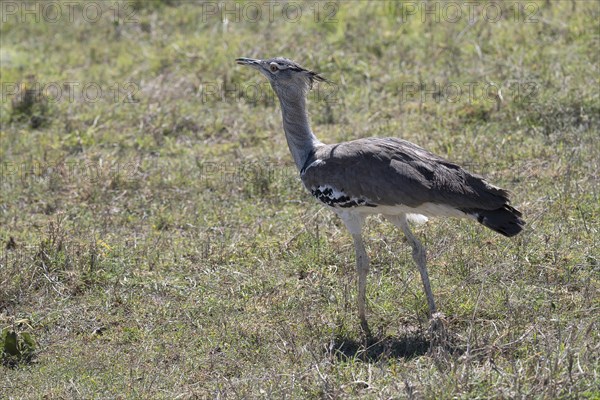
[{"left": 236, "top": 57, "right": 261, "bottom": 69}]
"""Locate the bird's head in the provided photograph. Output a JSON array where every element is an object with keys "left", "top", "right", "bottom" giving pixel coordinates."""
[{"left": 236, "top": 57, "right": 326, "bottom": 100}]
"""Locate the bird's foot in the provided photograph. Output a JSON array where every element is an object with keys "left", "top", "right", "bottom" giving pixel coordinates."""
[
  {"left": 427, "top": 312, "right": 449, "bottom": 347},
  {"left": 360, "top": 318, "right": 372, "bottom": 340}
]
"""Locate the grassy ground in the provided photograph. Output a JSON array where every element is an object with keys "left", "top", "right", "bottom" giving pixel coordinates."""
[{"left": 1, "top": 0, "right": 599, "bottom": 398}]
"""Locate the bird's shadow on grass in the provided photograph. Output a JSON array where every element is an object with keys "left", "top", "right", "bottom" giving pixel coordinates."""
[
  {"left": 329, "top": 327, "right": 464, "bottom": 362},
  {"left": 329, "top": 332, "right": 430, "bottom": 362}
]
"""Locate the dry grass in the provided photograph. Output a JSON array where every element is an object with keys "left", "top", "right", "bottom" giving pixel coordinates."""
[{"left": 1, "top": 0, "right": 599, "bottom": 398}]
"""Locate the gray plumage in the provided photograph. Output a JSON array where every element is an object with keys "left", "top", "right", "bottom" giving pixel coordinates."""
[
  {"left": 236, "top": 56, "right": 524, "bottom": 334},
  {"left": 301, "top": 138, "right": 524, "bottom": 237}
]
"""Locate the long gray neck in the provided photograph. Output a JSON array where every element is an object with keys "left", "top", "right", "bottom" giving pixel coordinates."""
[{"left": 275, "top": 88, "right": 322, "bottom": 171}]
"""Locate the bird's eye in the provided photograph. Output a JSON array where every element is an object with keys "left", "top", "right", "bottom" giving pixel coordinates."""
[{"left": 269, "top": 63, "right": 279, "bottom": 72}]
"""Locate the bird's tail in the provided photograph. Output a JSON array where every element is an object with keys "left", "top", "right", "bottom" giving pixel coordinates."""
[{"left": 469, "top": 205, "right": 525, "bottom": 237}]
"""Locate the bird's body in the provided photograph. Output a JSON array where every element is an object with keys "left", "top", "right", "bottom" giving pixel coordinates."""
[
  {"left": 301, "top": 137, "right": 523, "bottom": 237},
  {"left": 236, "top": 56, "right": 524, "bottom": 335}
]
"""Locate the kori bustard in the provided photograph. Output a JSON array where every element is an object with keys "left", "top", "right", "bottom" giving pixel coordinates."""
[{"left": 236, "top": 57, "right": 524, "bottom": 335}]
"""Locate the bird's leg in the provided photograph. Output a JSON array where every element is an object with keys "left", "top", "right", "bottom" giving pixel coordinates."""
[
  {"left": 387, "top": 215, "right": 437, "bottom": 317},
  {"left": 399, "top": 217, "right": 437, "bottom": 316},
  {"left": 337, "top": 211, "right": 370, "bottom": 336},
  {"left": 351, "top": 233, "right": 371, "bottom": 336}
]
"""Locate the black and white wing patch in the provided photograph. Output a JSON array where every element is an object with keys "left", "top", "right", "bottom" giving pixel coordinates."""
[{"left": 311, "top": 185, "right": 376, "bottom": 208}]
